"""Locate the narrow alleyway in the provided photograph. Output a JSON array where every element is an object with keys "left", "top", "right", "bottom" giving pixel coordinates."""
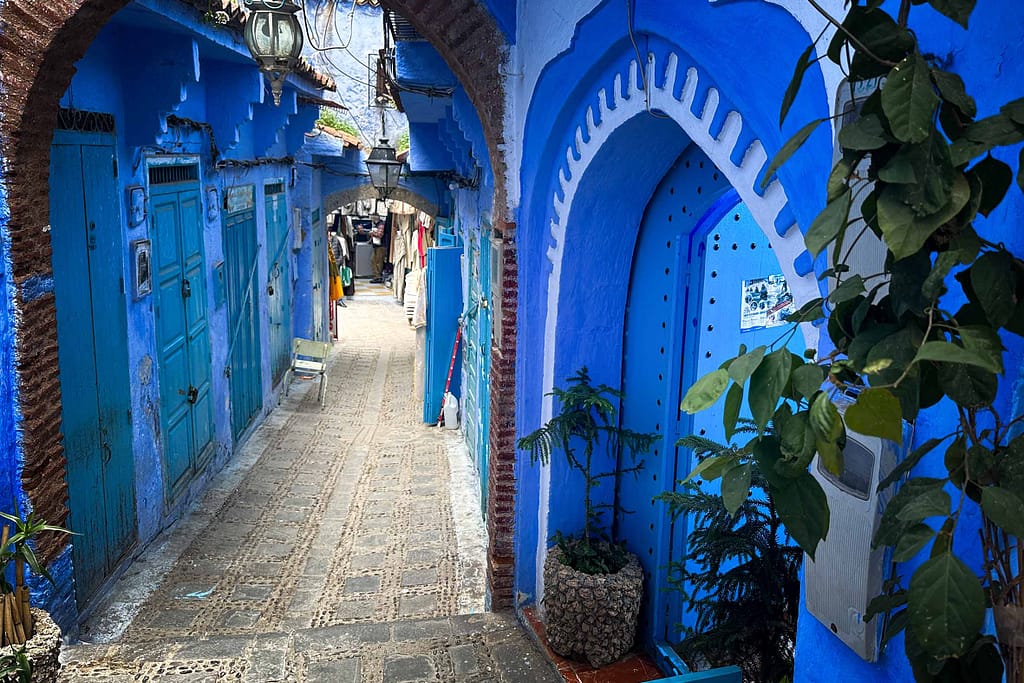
[{"left": 61, "top": 289, "right": 557, "bottom": 682}]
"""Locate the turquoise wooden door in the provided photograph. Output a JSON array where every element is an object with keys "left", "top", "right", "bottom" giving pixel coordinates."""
[
  {"left": 50, "top": 126, "right": 136, "bottom": 606},
  {"left": 423, "top": 247, "right": 464, "bottom": 423},
  {"left": 151, "top": 165, "right": 214, "bottom": 499},
  {"left": 224, "top": 187, "right": 263, "bottom": 439},
  {"left": 462, "top": 231, "right": 492, "bottom": 512},
  {"left": 265, "top": 181, "right": 291, "bottom": 383}
]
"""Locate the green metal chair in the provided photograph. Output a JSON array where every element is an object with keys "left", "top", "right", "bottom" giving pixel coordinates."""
[{"left": 283, "top": 338, "right": 331, "bottom": 409}]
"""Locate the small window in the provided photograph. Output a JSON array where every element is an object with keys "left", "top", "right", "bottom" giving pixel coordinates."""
[
  {"left": 818, "top": 438, "right": 874, "bottom": 500},
  {"left": 265, "top": 181, "right": 285, "bottom": 196},
  {"left": 149, "top": 164, "right": 198, "bottom": 185}
]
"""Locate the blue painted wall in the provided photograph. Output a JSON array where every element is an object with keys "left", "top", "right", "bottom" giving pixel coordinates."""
[{"left": 0, "top": 0, "right": 327, "bottom": 630}]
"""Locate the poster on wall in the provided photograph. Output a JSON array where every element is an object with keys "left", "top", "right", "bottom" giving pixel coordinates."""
[{"left": 740, "top": 274, "right": 795, "bottom": 331}]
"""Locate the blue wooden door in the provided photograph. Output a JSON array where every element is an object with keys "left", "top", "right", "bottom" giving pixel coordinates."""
[
  {"left": 423, "top": 246, "right": 464, "bottom": 423},
  {"left": 618, "top": 147, "right": 806, "bottom": 667},
  {"left": 461, "top": 231, "right": 492, "bottom": 512},
  {"left": 223, "top": 187, "right": 263, "bottom": 439},
  {"left": 50, "top": 128, "right": 136, "bottom": 606},
  {"left": 265, "top": 181, "right": 291, "bottom": 382},
  {"left": 151, "top": 166, "right": 214, "bottom": 499}
]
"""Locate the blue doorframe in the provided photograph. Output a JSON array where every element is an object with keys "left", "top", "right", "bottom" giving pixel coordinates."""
[
  {"left": 50, "top": 128, "right": 137, "bottom": 606},
  {"left": 150, "top": 163, "right": 215, "bottom": 500},
  {"left": 223, "top": 186, "right": 263, "bottom": 440}
]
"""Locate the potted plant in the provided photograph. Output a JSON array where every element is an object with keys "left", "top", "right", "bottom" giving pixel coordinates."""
[
  {"left": 518, "top": 367, "right": 656, "bottom": 668},
  {"left": 656, "top": 429, "right": 802, "bottom": 683},
  {"left": 0, "top": 504, "right": 68, "bottom": 683}
]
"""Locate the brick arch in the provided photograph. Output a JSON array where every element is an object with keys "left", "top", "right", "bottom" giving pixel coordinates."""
[
  {"left": 377, "top": 0, "right": 516, "bottom": 609},
  {"left": 0, "top": 0, "right": 140, "bottom": 562}
]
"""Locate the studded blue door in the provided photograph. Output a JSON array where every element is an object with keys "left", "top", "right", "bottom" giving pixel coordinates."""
[
  {"left": 50, "top": 127, "right": 137, "bottom": 605},
  {"left": 151, "top": 165, "right": 214, "bottom": 499},
  {"left": 265, "top": 181, "right": 292, "bottom": 383},
  {"left": 619, "top": 148, "right": 807, "bottom": 663},
  {"left": 223, "top": 188, "right": 263, "bottom": 439}
]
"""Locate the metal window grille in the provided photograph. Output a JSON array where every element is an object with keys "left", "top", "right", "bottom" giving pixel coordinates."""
[
  {"left": 148, "top": 164, "right": 199, "bottom": 186},
  {"left": 55, "top": 108, "right": 116, "bottom": 134},
  {"left": 265, "top": 181, "right": 285, "bottom": 195}
]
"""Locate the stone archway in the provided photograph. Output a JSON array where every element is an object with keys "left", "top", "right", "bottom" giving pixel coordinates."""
[
  {"left": 324, "top": 184, "right": 440, "bottom": 218},
  {"left": 0, "top": 0, "right": 514, "bottom": 611}
]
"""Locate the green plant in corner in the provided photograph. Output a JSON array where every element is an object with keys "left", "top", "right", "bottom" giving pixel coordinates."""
[
  {"left": 656, "top": 430, "right": 802, "bottom": 683},
  {"left": 0, "top": 502, "right": 70, "bottom": 647},
  {"left": 518, "top": 367, "right": 657, "bottom": 574},
  {"left": 0, "top": 646, "right": 31, "bottom": 683},
  {"left": 678, "top": 1, "right": 1024, "bottom": 681}
]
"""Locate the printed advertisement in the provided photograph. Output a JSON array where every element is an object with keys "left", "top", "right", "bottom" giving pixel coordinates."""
[{"left": 741, "top": 274, "right": 795, "bottom": 331}]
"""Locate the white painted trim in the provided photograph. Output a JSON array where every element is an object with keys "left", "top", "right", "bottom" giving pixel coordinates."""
[{"left": 536, "top": 50, "right": 821, "bottom": 605}]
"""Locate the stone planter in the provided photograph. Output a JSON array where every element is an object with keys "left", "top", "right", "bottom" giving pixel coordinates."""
[
  {"left": 542, "top": 546, "right": 644, "bottom": 668},
  {"left": 1, "top": 609, "right": 61, "bottom": 683}
]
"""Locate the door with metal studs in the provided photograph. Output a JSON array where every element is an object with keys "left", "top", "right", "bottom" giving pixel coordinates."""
[{"left": 618, "top": 148, "right": 804, "bottom": 664}]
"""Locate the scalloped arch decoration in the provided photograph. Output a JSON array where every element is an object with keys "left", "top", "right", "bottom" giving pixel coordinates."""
[{"left": 534, "top": 50, "right": 822, "bottom": 600}]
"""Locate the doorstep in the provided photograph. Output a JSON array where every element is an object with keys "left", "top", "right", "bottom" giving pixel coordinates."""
[{"left": 522, "top": 607, "right": 665, "bottom": 683}]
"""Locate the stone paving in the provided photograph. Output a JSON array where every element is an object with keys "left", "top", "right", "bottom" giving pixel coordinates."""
[{"left": 61, "top": 288, "right": 559, "bottom": 682}]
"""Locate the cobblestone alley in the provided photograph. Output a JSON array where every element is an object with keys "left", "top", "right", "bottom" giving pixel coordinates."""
[{"left": 60, "top": 289, "right": 558, "bottom": 682}]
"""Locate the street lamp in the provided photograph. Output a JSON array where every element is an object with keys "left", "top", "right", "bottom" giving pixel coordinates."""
[
  {"left": 365, "top": 139, "right": 404, "bottom": 199},
  {"left": 243, "top": 0, "right": 304, "bottom": 106}
]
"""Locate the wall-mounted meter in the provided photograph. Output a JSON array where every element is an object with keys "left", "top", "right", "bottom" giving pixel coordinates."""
[{"left": 804, "top": 398, "right": 912, "bottom": 662}]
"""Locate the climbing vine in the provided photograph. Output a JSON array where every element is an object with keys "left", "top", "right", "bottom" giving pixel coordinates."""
[{"left": 678, "top": 1, "right": 1024, "bottom": 680}]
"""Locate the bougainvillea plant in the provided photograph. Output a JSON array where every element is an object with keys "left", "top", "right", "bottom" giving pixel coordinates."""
[{"left": 678, "top": 1, "right": 1023, "bottom": 680}]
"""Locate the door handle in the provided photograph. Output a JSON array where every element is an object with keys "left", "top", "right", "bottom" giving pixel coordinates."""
[
  {"left": 187, "top": 385, "right": 199, "bottom": 404},
  {"left": 182, "top": 278, "right": 192, "bottom": 299},
  {"left": 101, "top": 442, "right": 112, "bottom": 464}
]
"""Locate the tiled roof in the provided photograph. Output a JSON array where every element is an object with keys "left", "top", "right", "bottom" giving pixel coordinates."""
[
  {"left": 316, "top": 122, "right": 363, "bottom": 149},
  {"left": 181, "top": 0, "right": 337, "bottom": 92}
]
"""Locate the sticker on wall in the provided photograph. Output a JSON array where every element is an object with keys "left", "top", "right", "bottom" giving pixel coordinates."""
[
  {"left": 225, "top": 185, "right": 255, "bottom": 214},
  {"left": 740, "top": 274, "right": 795, "bottom": 331}
]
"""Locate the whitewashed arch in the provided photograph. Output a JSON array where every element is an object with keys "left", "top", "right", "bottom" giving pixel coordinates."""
[{"left": 535, "top": 50, "right": 823, "bottom": 601}]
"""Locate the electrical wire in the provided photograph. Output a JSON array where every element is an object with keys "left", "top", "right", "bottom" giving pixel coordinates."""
[{"left": 625, "top": 0, "right": 671, "bottom": 120}]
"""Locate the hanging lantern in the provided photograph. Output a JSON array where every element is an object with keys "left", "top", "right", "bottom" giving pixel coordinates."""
[
  {"left": 243, "top": 0, "right": 304, "bottom": 106},
  {"left": 365, "top": 139, "right": 405, "bottom": 199}
]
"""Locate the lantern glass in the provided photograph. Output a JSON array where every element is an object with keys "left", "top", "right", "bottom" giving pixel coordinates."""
[{"left": 365, "top": 139, "right": 404, "bottom": 198}]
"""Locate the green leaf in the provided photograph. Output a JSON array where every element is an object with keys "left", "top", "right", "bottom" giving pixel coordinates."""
[
  {"left": 980, "top": 487, "right": 1024, "bottom": 536},
  {"left": 931, "top": 68, "right": 977, "bottom": 118},
  {"left": 894, "top": 523, "right": 936, "bottom": 562},
  {"left": 749, "top": 349, "right": 793, "bottom": 432},
  {"left": 829, "top": 274, "right": 866, "bottom": 306},
  {"left": 681, "top": 369, "right": 730, "bottom": 414},
  {"left": 958, "top": 325, "right": 1005, "bottom": 374},
  {"left": 809, "top": 393, "right": 843, "bottom": 475},
  {"left": 828, "top": 155, "right": 858, "bottom": 200},
  {"left": 792, "top": 364, "right": 824, "bottom": 400},
  {"left": 895, "top": 486, "right": 951, "bottom": 522},
  {"left": 771, "top": 473, "right": 830, "bottom": 559},
  {"left": 761, "top": 118, "right": 826, "bottom": 190},
  {"left": 728, "top": 346, "right": 766, "bottom": 385},
  {"left": 915, "top": 339, "right": 999, "bottom": 374},
  {"left": 721, "top": 463, "right": 753, "bottom": 517},
  {"left": 1004, "top": 97, "right": 1024, "bottom": 125},
  {"left": 882, "top": 52, "right": 941, "bottom": 144},
  {"left": 874, "top": 478, "right": 946, "bottom": 548},
  {"left": 781, "top": 43, "right": 817, "bottom": 126},
  {"left": 963, "top": 112, "right": 1024, "bottom": 147},
  {"left": 970, "top": 252, "right": 1016, "bottom": 327},
  {"left": 784, "top": 298, "right": 824, "bottom": 324},
  {"left": 845, "top": 388, "right": 903, "bottom": 444},
  {"left": 723, "top": 382, "right": 743, "bottom": 442},
  {"left": 684, "top": 454, "right": 738, "bottom": 483},
  {"left": 876, "top": 175, "right": 970, "bottom": 260},
  {"left": 878, "top": 437, "right": 945, "bottom": 491},
  {"left": 923, "top": 0, "right": 976, "bottom": 29},
  {"left": 937, "top": 363, "right": 997, "bottom": 409},
  {"left": 838, "top": 114, "right": 889, "bottom": 151},
  {"left": 806, "top": 188, "right": 851, "bottom": 258},
  {"left": 907, "top": 552, "right": 985, "bottom": 658},
  {"left": 867, "top": 590, "right": 908, "bottom": 619},
  {"left": 971, "top": 155, "right": 1013, "bottom": 217}
]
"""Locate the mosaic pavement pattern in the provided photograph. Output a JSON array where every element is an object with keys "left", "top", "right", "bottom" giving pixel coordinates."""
[{"left": 61, "top": 298, "right": 558, "bottom": 682}]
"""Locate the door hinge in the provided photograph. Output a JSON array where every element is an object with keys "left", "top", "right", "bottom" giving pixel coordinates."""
[{"left": 182, "top": 277, "right": 192, "bottom": 299}]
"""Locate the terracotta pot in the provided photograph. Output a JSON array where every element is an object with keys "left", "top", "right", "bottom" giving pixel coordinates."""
[
  {"left": 542, "top": 546, "right": 644, "bottom": 668},
  {"left": 1, "top": 609, "right": 61, "bottom": 683}
]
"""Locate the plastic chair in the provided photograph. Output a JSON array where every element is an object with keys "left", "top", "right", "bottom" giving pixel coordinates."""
[{"left": 283, "top": 338, "right": 331, "bottom": 409}]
